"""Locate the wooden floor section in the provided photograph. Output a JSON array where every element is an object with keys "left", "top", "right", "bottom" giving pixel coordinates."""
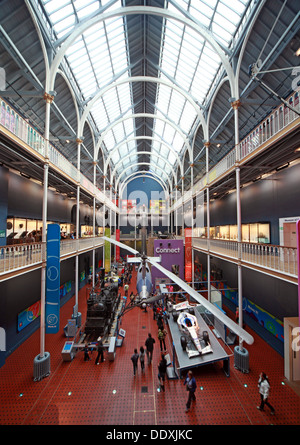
[{"left": 0, "top": 270, "right": 299, "bottom": 427}]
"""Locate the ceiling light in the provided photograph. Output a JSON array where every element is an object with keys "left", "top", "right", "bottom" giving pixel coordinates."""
[
  {"left": 295, "top": 147, "right": 300, "bottom": 152},
  {"left": 276, "top": 163, "right": 289, "bottom": 171},
  {"left": 295, "top": 48, "right": 300, "bottom": 57}
]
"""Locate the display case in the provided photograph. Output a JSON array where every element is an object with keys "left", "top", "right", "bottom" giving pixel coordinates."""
[{"left": 193, "top": 222, "right": 270, "bottom": 244}]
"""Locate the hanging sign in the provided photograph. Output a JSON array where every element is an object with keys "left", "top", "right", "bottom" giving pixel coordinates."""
[
  {"left": 115, "top": 229, "right": 120, "bottom": 262},
  {"left": 185, "top": 228, "right": 192, "bottom": 282},
  {"left": 297, "top": 220, "right": 300, "bottom": 331},
  {"left": 105, "top": 227, "right": 111, "bottom": 272},
  {"left": 45, "top": 224, "right": 60, "bottom": 334}
]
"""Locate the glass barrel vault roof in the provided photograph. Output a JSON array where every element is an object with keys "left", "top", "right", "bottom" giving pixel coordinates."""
[{"left": 40, "top": 0, "right": 251, "bottom": 186}]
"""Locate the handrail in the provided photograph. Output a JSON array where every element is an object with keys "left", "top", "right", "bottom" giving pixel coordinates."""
[
  {"left": 0, "top": 236, "right": 297, "bottom": 281},
  {"left": 0, "top": 97, "right": 117, "bottom": 212},
  {"left": 0, "top": 237, "right": 104, "bottom": 277},
  {"left": 192, "top": 237, "right": 298, "bottom": 279},
  {"left": 172, "top": 89, "right": 300, "bottom": 209}
]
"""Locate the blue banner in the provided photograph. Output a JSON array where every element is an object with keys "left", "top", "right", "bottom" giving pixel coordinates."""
[{"left": 45, "top": 224, "right": 60, "bottom": 334}]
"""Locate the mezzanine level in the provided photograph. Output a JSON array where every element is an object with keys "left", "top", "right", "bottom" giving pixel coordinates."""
[
  {"left": 192, "top": 237, "right": 298, "bottom": 285},
  {"left": 0, "top": 237, "right": 104, "bottom": 281},
  {"left": 0, "top": 235, "right": 297, "bottom": 285}
]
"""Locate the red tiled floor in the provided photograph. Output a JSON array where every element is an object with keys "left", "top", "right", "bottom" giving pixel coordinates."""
[{"left": 0, "top": 269, "right": 299, "bottom": 426}]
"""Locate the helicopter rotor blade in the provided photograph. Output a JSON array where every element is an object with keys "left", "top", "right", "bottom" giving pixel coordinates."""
[
  {"left": 102, "top": 236, "right": 139, "bottom": 256},
  {"left": 146, "top": 257, "right": 254, "bottom": 346}
]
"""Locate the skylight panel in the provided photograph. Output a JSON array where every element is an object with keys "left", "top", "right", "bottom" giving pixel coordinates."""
[
  {"left": 217, "top": 2, "right": 241, "bottom": 25},
  {"left": 211, "top": 21, "right": 232, "bottom": 44},
  {"left": 189, "top": 1, "right": 214, "bottom": 22},
  {"left": 170, "top": 133, "right": 183, "bottom": 153},
  {"left": 104, "top": 130, "right": 116, "bottom": 151},
  {"left": 49, "top": 3, "right": 74, "bottom": 24},
  {"left": 214, "top": 12, "right": 236, "bottom": 36},
  {"left": 43, "top": 0, "right": 70, "bottom": 15},
  {"left": 168, "top": 152, "right": 176, "bottom": 165},
  {"left": 54, "top": 16, "right": 76, "bottom": 36},
  {"left": 117, "top": 85, "right": 131, "bottom": 113},
  {"left": 111, "top": 150, "right": 121, "bottom": 165},
  {"left": 76, "top": 1, "right": 99, "bottom": 20},
  {"left": 84, "top": 23, "right": 105, "bottom": 41},
  {"left": 65, "top": 37, "right": 84, "bottom": 57},
  {"left": 180, "top": 101, "right": 196, "bottom": 131},
  {"left": 162, "top": 126, "right": 176, "bottom": 145}
]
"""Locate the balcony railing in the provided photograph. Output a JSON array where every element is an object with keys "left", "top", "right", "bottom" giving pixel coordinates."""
[
  {"left": 192, "top": 237, "right": 298, "bottom": 280},
  {"left": 1, "top": 235, "right": 296, "bottom": 282},
  {"left": 0, "top": 97, "right": 117, "bottom": 212},
  {"left": 0, "top": 237, "right": 104, "bottom": 278},
  {"left": 172, "top": 90, "right": 300, "bottom": 210}
]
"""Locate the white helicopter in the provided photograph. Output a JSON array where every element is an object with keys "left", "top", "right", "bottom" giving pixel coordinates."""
[{"left": 102, "top": 223, "right": 254, "bottom": 347}]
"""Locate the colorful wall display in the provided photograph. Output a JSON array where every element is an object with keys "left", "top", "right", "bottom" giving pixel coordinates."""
[
  {"left": 60, "top": 280, "right": 72, "bottom": 298},
  {"left": 18, "top": 301, "right": 41, "bottom": 332},
  {"left": 218, "top": 281, "right": 284, "bottom": 342}
]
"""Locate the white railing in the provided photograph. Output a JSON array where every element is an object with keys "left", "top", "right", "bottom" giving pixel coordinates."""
[
  {"left": 192, "top": 237, "right": 298, "bottom": 279},
  {"left": 0, "top": 237, "right": 104, "bottom": 277},
  {"left": 0, "top": 98, "right": 117, "bottom": 212},
  {"left": 171, "top": 90, "right": 300, "bottom": 210},
  {"left": 0, "top": 243, "right": 42, "bottom": 275}
]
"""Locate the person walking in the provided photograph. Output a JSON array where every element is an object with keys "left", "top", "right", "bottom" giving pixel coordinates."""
[
  {"left": 124, "top": 283, "right": 129, "bottom": 297},
  {"left": 158, "top": 353, "right": 167, "bottom": 392},
  {"left": 83, "top": 343, "right": 91, "bottom": 361},
  {"left": 140, "top": 346, "right": 145, "bottom": 372},
  {"left": 257, "top": 372, "right": 275, "bottom": 415},
  {"left": 145, "top": 333, "right": 155, "bottom": 364},
  {"left": 157, "top": 314, "right": 164, "bottom": 330},
  {"left": 184, "top": 370, "right": 197, "bottom": 412},
  {"left": 131, "top": 348, "right": 139, "bottom": 376},
  {"left": 158, "top": 328, "right": 167, "bottom": 351},
  {"left": 95, "top": 336, "right": 105, "bottom": 365}
]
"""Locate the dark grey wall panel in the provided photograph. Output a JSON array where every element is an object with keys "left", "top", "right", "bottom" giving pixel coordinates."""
[{"left": 209, "top": 163, "right": 300, "bottom": 245}]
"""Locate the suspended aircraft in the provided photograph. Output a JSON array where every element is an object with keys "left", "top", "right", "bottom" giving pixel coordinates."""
[{"left": 102, "top": 213, "right": 254, "bottom": 346}]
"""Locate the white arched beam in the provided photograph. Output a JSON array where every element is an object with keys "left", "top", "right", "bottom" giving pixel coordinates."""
[
  {"left": 115, "top": 163, "right": 172, "bottom": 192},
  {"left": 111, "top": 150, "right": 176, "bottom": 182},
  {"left": 119, "top": 172, "right": 169, "bottom": 201},
  {"left": 48, "top": 5, "right": 238, "bottom": 154},
  {"left": 78, "top": 76, "right": 201, "bottom": 160},
  {"left": 104, "top": 134, "right": 184, "bottom": 176}
]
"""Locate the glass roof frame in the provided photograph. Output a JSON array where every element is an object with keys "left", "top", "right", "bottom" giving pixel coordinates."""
[{"left": 40, "top": 0, "right": 252, "bottom": 188}]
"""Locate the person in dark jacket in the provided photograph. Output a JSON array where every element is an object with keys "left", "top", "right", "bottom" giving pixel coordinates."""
[
  {"left": 158, "top": 353, "right": 167, "bottom": 392},
  {"left": 145, "top": 333, "right": 155, "bottom": 364},
  {"left": 83, "top": 343, "right": 91, "bottom": 361},
  {"left": 95, "top": 336, "right": 105, "bottom": 365},
  {"left": 184, "top": 370, "right": 197, "bottom": 412},
  {"left": 131, "top": 348, "right": 139, "bottom": 376}
]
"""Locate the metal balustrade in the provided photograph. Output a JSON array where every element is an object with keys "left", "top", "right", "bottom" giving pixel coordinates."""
[
  {"left": 192, "top": 237, "right": 298, "bottom": 280},
  {"left": 0, "top": 98, "right": 117, "bottom": 213},
  {"left": 0, "top": 235, "right": 296, "bottom": 281},
  {"left": 173, "top": 90, "right": 300, "bottom": 210},
  {"left": 0, "top": 238, "right": 104, "bottom": 277}
]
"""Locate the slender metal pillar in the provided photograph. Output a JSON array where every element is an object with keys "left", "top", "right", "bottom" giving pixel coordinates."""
[
  {"left": 92, "top": 161, "right": 97, "bottom": 287},
  {"left": 232, "top": 99, "right": 243, "bottom": 349},
  {"left": 205, "top": 142, "right": 211, "bottom": 301},
  {"left": 39, "top": 92, "right": 53, "bottom": 359},
  {"left": 75, "top": 138, "right": 82, "bottom": 306}
]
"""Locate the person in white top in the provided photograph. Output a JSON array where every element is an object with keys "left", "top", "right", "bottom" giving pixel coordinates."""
[{"left": 257, "top": 372, "right": 275, "bottom": 415}]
